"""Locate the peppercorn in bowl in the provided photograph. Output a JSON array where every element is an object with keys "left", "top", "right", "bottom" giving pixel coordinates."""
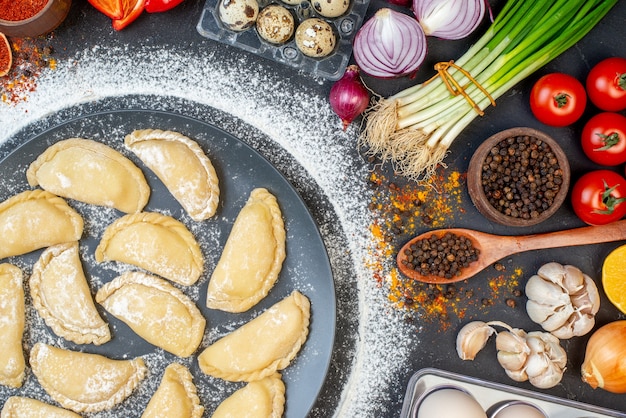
[{"left": 467, "top": 127, "right": 570, "bottom": 227}]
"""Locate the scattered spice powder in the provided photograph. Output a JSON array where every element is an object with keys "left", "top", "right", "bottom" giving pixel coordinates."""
[
  {"left": 0, "top": 35, "right": 10, "bottom": 74},
  {"left": 366, "top": 166, "right": 525, "bottom": 331},
  {"left": 0, "top": 0, "right": 48, "bottom": 21},
  {"left": 1, "top": 36, "right": 56, "bottom": 105}
]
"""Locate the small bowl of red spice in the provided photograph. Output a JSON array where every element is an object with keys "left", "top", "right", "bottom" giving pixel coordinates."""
[
  {"left": 0, "top": 0, "right": 72, "bottom": 37},
  {"left": 0, "top": 33, "right": 11, "bottom": 76}
]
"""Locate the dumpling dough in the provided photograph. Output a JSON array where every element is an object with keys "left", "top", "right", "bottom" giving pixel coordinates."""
[
  {"left": 30, "top": 242, "right": 110, "bottom": 345},
  {"left": 95, "top": 212, "right": 203, "bottom": 286},
  {"left": 198, "top": 290, "right": 310, "bottom": 382},
  {"left": 96, "top": 271, "right": 206, "bottom": 357},
  {"left": 206, "top": 188, "right": 286, "bottom": 313},
  {"left": 142, "top": 363, "right": 204, "bottom": 418},
  {"left": 30, "top": 343, "right": 147, "bottom": 413},
  {"left": 0, "top": 264, "right": 25, "bottom": 388},
  {"left": 212, "top": 374, "right": 285, "bottom": 418},
  {"left": 125, "top": 129, "right": 220, "bottom": 221},
  {"left": 1, "top": 396, "right": 82, "bottom": 417},
  {"left": 0, "top": 190, "right": 83, "bottom": 259},
  {"left": 26, "top": 138, "right": 150, "bottom": 213}
]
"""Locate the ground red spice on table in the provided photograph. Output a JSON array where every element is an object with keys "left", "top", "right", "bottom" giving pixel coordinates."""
[
  {"left": 366, "top": 168, "right": 523, "bottom": 331},
  {"left": 0, "top": 0, "right": 48, "bottom": 21},
  {"left": 0, "top": 37, "right": 9, "bottom": 74}
]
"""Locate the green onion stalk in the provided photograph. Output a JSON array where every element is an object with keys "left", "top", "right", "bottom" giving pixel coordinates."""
[{"left": 359, "top": 0, "right": 618, "bottom": 181}]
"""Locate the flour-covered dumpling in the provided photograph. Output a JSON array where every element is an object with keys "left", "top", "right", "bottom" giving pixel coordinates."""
[
  {"left": 95, "top": 212, "right": 204, "bottom": 286},
  {"left": 30, "top": 343, "right": 147, "bottom": 413},
  {"left": 142, "top": 363, "right": 204, "bottom": 418},
  {"left": 198, "top": 290, "right": 310, "bottom": 382},
  {"left": 206, "top": 188, "right": 285, "bottom": 313},
  {"left": 0, "top": 190, "right": 83, "bottom": 260},
  {"left": 96, "top": 272, "right": 206, "bottom": 357},
  {"left": 26, "top": 138, "right": 150, "bottom": 213},
  {"left": 1, "top": 396, "right": 82, "bottom": 418},
  {"left": 125, "top": 129, "right": 220, "bottom": 221},
  {"left": 0, "top": 264, "right": 25, "bottom": 389},
  {"left": 212, "top": 374, "right": 285, "bottom": 418},
  {"left": 30, "top": 242, "right": 110, "bottom": 345}
]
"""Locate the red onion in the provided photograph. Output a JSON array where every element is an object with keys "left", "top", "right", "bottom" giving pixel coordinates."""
[
  {"left": 386, "top": 0, "right": 412, "bottom": 8},
  {"left": 329, "top": 65, "right": 370, "bottom": 130},
  {"left": 353, "top": 8, "right": 427, "bottom": 78},
  {"left": 413, "top": 0, "right": 486, "bottom": 40}
]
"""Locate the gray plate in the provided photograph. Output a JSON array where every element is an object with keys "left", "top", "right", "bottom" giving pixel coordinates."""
[{"left": 0, "top": 109, "right": 336, "bottom": 417}]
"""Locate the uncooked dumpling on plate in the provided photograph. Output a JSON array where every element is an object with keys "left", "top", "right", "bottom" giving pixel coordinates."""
[
  {"left": 30, "top": 241, "right": 110, "bottom": 345},
  {"left": 30, "top": 342, "right": 147, "bottom": 413},
  {"left": 141, "top": 363, "right": 204, "bottom": 418},
  {"left": 26, "top": 138, "right": 150, "bottom": 213},
  {"left": 206, "top": 188, "right": 286, "bottom": 313},
  {"left": 212, "top": 374, "right": 285, "bottom": 418},
  {"left": 198, "top": 290, "right": 310, "bottom": 382},
  {"left": 1, "top": 396, "right": 82, "bottom": 418},
  {"left": 0, "top": 190, "right": 83, "bottom": 259},
  {"left": 0, "top": 264, "right": 25, "bottom": 388},
  {"left": 96, "top": 271, "right": 206, "bottom": 357},
  {"left": 95, "top": 211, "right": 204, "bottom": 286},
  {"left": 125, "top": 129, "right": 220, "bottom": 221}
]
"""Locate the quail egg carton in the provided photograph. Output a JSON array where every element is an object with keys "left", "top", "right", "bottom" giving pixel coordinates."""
[
  {"left": 196, "top": 0, "right": 370, "bottom": 80},
  {"left": 401, "top": 368, "right": 626, "bottom": 418}
]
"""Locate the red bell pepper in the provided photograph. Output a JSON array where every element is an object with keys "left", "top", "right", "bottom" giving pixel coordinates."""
[
  {"left": 112, "top": 0, "right": 146, "bottom": 30},
  {"left": 145, "top": 0, "right": 184, "bottom": 13}
]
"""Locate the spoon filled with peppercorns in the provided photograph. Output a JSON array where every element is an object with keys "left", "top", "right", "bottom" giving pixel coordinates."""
[{"left": 397, "top": 221, "right": 626, "bottom": 284}]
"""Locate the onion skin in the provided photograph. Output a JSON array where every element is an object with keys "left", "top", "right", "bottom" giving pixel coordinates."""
[
  {"left": 581, "top": 320, "right": 626, "bottom": 393},
  {"left": 329, "top": 65, "right": 370, "bottom": 130},
  {"left": 413, "top": 0, "right": 486, "bottom": 40}
]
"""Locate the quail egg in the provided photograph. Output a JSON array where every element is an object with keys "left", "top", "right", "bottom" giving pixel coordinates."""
[
  {"left": 312, "top": 0, "right": 350, "bottom": 18},
  {"left": 256, "top": 5, "right": 295, "bottom": 45},
  {"left": 295, "top": 18, "right": 336, "bottom": 58},
  {"left": 218, "top": 0, "right": 259, "bottom": 32}
]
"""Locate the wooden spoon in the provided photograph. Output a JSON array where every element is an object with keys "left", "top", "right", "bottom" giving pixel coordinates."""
[{"left": 397, "top": 220, "right": 626, "bottom": 284}]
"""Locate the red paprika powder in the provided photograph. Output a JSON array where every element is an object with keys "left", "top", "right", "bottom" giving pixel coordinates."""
[
  {"left": 0, "top": 34, "right": 10, "bottom": 76},
  {"left": 0, "top": 0, "right": 48, "bottom": 21}
]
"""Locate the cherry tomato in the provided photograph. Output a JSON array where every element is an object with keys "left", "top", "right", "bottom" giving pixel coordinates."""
[
  {"left": 571, "top": 170, "right": 626, "bottom": 225},
  {"left": 530, "top": 73, "right": 587, "bottom": 127},
  {"left": 581, "top": 112, "right": 626, "bottom": 166},
  {"left": 586, "top": 57, "right": 626, "bottom": 112}
]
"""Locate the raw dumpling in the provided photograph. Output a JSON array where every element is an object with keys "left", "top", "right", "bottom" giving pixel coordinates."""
[
  {"left": 125, "top": 129, "right": 220, "bottom": 221},
  {"left": 95, "top": 212, "right": 203, "bottom": 286},
  {"left": 30, "top": 343, "right": 147, "bottom": 413},
  {"left": 0, "top": 264, "right": 25, "bottom": 388},
  {"left": 142, "top": 363, "right": 204, "bottom": 418},
  {"left": 1, "top": 396, "right": 82, "bottom": 418},
  {"left": 198, "top": 290, "right": 310, "bottom": 382},
  {"left": 212, "top": 374, "right": 285, "bottom": 418},
  {"left": 26, "top": 138, "right": 150, "bottom": 213},
  {"left": 0, "top": 190, "right": 83, "bottom": 259},
  {"left": 206, "top": 188, "right": 285, "bottom": 313},
  {"left": 96, "top": 271, "right": 206, "bottom": 357},
  {"left": 30, "top": 242, "right": 110, "bottom": 345}
]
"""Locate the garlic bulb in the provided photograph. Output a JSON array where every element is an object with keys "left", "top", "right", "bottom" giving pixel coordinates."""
[
  {"left": 525, "top": 262, "right": 599, "bottom": 339},
  {"left": 581, "top": 320, "right": 626, "bottom": 393}
]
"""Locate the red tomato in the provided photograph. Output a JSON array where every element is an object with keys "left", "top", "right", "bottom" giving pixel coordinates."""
[
  {"left": 581, "top": 112, "right": 626, "bottom": 166},
  {"left": 571, "top": 170, "right": 626, "bottom": 225},
  {"left": 145, "top": 0, "right": 184, "bottom": 13},
  {"left": 586, "top": 57, "right": 626, "bottom": 112},
  {"left": 530, "top": 73, "right": 587, "bottom": 127}
]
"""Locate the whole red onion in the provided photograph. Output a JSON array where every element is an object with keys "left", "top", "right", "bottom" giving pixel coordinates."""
[{"left": 329, "top": 65, "right": 371, "bottom": 131}]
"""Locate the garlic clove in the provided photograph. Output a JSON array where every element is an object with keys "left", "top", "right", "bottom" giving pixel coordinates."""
[
  {"left": 504, "top": 367, "right": 528, "bottom": 382},
  {"left": 561, "top": 264, "right": 585, "bottom": 293},
  {"left": 497, "top": 350, "right": 527, "bottom": 371},
  {"left": 525, "top": 352, "right": 550, "bottom": 378},
  {"left": 495, "top": 330, "right": 528, "bottom": 354},
  {"left": 456, "top": 321, "right": 495, "bottom": 360},
  {"left": 525, "top": 275, "right": 570, "bottom": 306},
  {"left": 538, "top": 303, "right": 575, "bottom": 332},
  {"left": 526, "top": 299, "right": 563, "bottom": 324},
  {"left": 529, "top": 361, "right": 564, "bottom": 389},
  {"left": 537, "top": 262, "right": 566, "bottom": 286}
]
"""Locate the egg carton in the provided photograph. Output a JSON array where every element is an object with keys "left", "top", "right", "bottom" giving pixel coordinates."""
[
  {"left": 196, "top": 0, "right": 370, "bottom": 80},
  {"left": 401, "top": 368, "right": 626, "bottom": 418}
]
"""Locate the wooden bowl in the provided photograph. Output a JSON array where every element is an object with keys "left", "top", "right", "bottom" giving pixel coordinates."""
[
  {"left": 0, "top": 0, "right": 72, "bottom": 37},
  {"left": 467, "top": 127, "right": 570, "bottom": 227}
]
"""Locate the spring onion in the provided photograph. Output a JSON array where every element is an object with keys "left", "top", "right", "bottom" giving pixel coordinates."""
[{"left": 359, "top": 0, "right": 618, "bottom": 181}]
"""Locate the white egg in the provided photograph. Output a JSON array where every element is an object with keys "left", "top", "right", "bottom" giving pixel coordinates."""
[
  {"left": 218, "top": 0, "right": 259, "bottom": 32},
  {"left": 311, "top": 0, "right": 350, "bottom": 18},
  {"left": 256, "top": 5, "right": 295, "bottom": 44},
  {"left": 492, "top": 403, "right": 546, "bottom": 418},
  {"left": 416, "top": 388, "right": 487, "bottom": 418},
  {"left": 294, "top": 18, "right": 336, "bottom": 58}
]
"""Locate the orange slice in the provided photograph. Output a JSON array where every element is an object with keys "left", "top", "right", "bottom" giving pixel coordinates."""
[
  {"left": 0, "top": 33, "right": 12, "bottom": 77},
  {"left": 602, "top": 244, "right": 626, "bottom": 314}
]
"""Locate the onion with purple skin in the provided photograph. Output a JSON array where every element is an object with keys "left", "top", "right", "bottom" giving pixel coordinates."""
[
  {"left": 329, "top": 65, "right": 370, "bottom": 130},
  {"left": 353, "top": 8, "right": 427, "bottom": 78},
  {"left": 413, "top": 0, "right": 486, "bottom": 40}
]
